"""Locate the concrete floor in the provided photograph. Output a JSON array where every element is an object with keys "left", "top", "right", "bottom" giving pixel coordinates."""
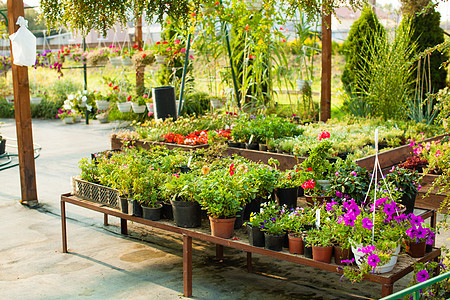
[{"left": 0, "top": 118, "right": 448, "bottom": 300}]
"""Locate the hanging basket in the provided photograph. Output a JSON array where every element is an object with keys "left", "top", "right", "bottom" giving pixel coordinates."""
[
  {"left": 117, "top": 102, "right": 131, "bottom": 113},
  {"left": 155, "top": 55, "right": 168, "bottom": 64},
  {"left": 245, "top": 0, "right": 263, "bottom": 11},
  {"left": 131, "top": 103, "right": 146, "bottom": 114},
  {"left": 95, "top": 100, "right": 110, "bottom": 111},
  {"left": 122, "top": 57, "right": 133, "bottom": 67},
  {"left": 351, "top": 243, "right": 401, "bottom": 274},
  {"left": 30, "top": 97, "right": 42, "bottom": 105},
  {"left": 109, "top": 57, "right": 122, "bottom": 67}
]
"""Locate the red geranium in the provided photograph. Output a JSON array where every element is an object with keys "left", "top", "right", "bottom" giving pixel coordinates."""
[
  {"left": 301, "top": 179, "right": 315, "bottom": 190},
  {"left": 318, "top": 131, "right": 331, "bottom": 141}
]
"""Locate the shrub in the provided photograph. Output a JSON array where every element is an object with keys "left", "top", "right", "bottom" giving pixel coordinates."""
[
  {"left": 341, "top": 6, "right": 385, "bottom": 96},
  {"left": 0, "top": 99, "right": 14, "bottom": 118}
]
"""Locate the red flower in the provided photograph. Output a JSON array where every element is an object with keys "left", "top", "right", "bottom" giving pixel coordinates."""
[
  {"left": 162, "top": 41, "right": 169, "bottom": 45},
  {"left": 126, "top": 96, "right": 131, "bottom": 101},
  {"left": 156, "top": 41, "right": 161, "bottom": 45},
  {"left": 301, "top": 179, "right": 315, "bottom": 190},
  {"left": 108, "top": 82, "right": 113, "bottom": 87},
  {"left": 174, "top": 39, "right": 181, "bottom": 45},
  {"left": 318, "top": 131, "right": 331, "bottom": 141},
  {"left": 142, "top": 53, "right": 147, "bottom": 58},
  {"left": 133, "top": 44, "right": 139, "bottom": 49},
  {"left": 229, "top": 163, "right": 235, "bottom": 176},
  {"left": 191, "top": 13, "right": 196, "bottom": 17},
  {"left": 215, "top": 1, "right": 219, "bottom": 5},
  {"left": 244, "top": 24, "right": 250, "bottom": 31},
  {"left": 282, "top": 38, "right": 286, "bottom": 43},
  {"left": 113, "top": 85, "right": 119, "bottom": 90},
  {"left": 306, "top": 167, "right": 313, "bottom": 172}
]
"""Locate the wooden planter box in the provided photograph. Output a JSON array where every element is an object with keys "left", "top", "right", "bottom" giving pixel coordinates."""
[
  {"left": 416, "top": 173, "right": 448, "bottom": 212},
  {"left": 111, "top": 134, "right": 209, "bottom": 151}
]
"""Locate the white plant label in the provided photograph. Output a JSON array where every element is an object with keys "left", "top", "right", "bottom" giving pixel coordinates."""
[{"left": 315, "top": 209, "right": 321, "bottom": 229}]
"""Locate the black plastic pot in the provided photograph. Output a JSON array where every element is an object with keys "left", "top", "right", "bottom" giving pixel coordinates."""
[
  {"left": 153, "top": 86, "right": 177, "bottom": 121},
  {"left": 0, "top": 139, "right": 6, "bottom": 155},
  {"left": 179, "top": 165, "right": 191, "bottom": 174},
  {"left": 227, "top": 141, "right": 240, "bottom": 148},
  {"left": 119, "top": 197, "right": 128, "bottom": 214},
  {"left": 161, "top": 202, "right": 173, "bottom": 220},
  {"left": 282, "top": 232, "right": 289, "bottom": 248},
  {"left": 246, "top": 143, "right": 259, "bottom": 150},
  {"left": 304, "top": 246, "right": 313, "bottom": 259},
  {"left": 276, "top": 187, "right": 298, "bottom": 209},
  {"left": 401, "top": 192, "right": 417, "bottom": 215},
  {"left": 264, "top": 232, "right": 284, "bottom": 251},
  {"left": 297, "top": 186, "right": 305, "bottom": 197},
  {"left": 234, "top": 207, "right": 245, "bottom": 229},
  {"left": 258, "top": 144, "right": 267, "bottom": 151},
  {"left": 128, "top": 199, "right": 143, "bottom": 217},
  {"left": 244, "top": 198, "right": 261, "bottom": 220},
  {"left": 171, "top": 200, "right": 201, "bottom": 228},
  {"left": 247, "top": 224, "right": 265, "bottom": 247},
  {"left": 142, "top": 204, "right": 162, "bottom": 221}
]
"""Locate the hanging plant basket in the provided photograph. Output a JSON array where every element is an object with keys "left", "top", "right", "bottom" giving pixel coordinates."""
[
  {"left": 30, "top": 97, "right": 42, "bottom": 105},
  {"left": 117, "top": 102, "right": 131, "bottom": 113},
  {"left": 121, "top": 57, "right": 133, "bottom": 67},
  {"left": 131, "top": 103, "right": 146, "bottom": 114},
  {"left": 95, "top": 100, "right": 110, "bottom": 111},
  {"left": 109, "top": 57, "right": 122, "bottom": 67},
  {"left": 245, "top": 0, "right": 263, "bottom": 11}
]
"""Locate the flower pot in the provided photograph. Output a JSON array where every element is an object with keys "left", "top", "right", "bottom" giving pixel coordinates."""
[
  {"left": 155, "top": 55, "right": 168, "bottom": 64},
  {"left": 117, "top": 102, "right": 132, "bottom": 113},
  {"left": 316, "top": 180, "right": 331, "bottom": 191},
  {"left": 210, "top": 98, "right": 224, "bottom": 110},
  {"left": 405, "top": 240, "right": 426, "bottom": 258},
  {"left": 247, "top": 224, "right": 265, "bottom": 247},
  {"left": 258, "top": 144, "right": 267, "bottom": 151},
  {"left": 128, "top": 199, "right": 143, "bottom": 217},
  {"left": 264, "top": 232, "right": 284, "bottom": 251},
  {"left": 245, "top": 0, "right": 262, "bottom": 11},
  {"left": 5, "top": 94, "right": 14, "bottom": 103},
  {"left": 234, "top": 207, "right": 245, "bottom": 229},
  {"left": 0, "top": 139, "right": 6, "bottom": 155},
  {"left": 142, "top": 204, "right": 162, "bottom": 221},
  {"left": 227, "top": 141, "right": 240, "bottom": 148},
  {"left": 312, "top": 246, "right": 333, "bottom": 263},
  {"left": 170, "top": 200, "right": 201, "bottom": 228},
  {"left": 122, "top": 57, "right": 133, "bottom": 66},
  {"left": 243, "top": 197, "right": 261, "bottom": 220},
  {"left": 334, "top": 246, "right": 352, "bottom": 265},
  {"left": 352, "top": 243, "right": 401, "bottom": 274},
  {"left": 400, "top": 192, "right": 417, "bottom": 215},
  {"left": 209, "top": 216, "right": 235, "bottom": 238},
  {"left": 119, "top": 197, "right": 128, "bottom": 214},
  {"left": 305, "top": 195, "right": 333, "bottom": 207},
  {"left": 63, "top": 117, "right": 74, "bottom": 124},
  {"left": 297, "top": 186, "right": 304, "bottom": 197},
  {"left": 288, "top": 233, "right": 304, "bottom": 255},
  {"left": 275, "top": 187, "right": 298, "bottom": 209},
  {"left": 304, "top": 246, "right": 313, "bottom": 259},
  {"left": 161, "top": 201, "right": 173, "bottom": 220},
  {"left": 95, "top": 100, "right": 110, "bottom": 111},
  {"left": 75, "top": 115, "right": 82, "bottom": 123},
  {"left": 30, "top": 97, "right": 42, "bottom": 105},
  {"left": 245, "top": 143, "right": 259, "bottom": 150},
  {"left": 146, "top": 103, "right": 154, "bottom": 114},
  {"left": 131, "top": 103, "right": 146, "bottom": 114},
  {"left": 96, "top": 115, "right": 109, "bottom": 123},
  {"left": 109, "top": 57, "right": 122, "bottom": 66}
]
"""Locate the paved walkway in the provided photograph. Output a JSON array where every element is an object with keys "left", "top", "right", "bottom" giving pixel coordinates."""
[{"left": 0, "top": 118, "right": 448, "bottom": 300}]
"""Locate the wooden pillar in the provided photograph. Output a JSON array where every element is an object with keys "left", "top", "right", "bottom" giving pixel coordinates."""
[
  {"left": 320, "top": 11, "right": 332, "bottom": 122},
  {"left": 7, "top": 0, "right": 38, "bottom": 207},
  {"left": 135, "top": 15, "right": 145, "bottom": 95}
]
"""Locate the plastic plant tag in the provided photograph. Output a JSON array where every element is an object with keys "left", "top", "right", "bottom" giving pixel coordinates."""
[
  {"left": 248, "top": 134, "right": 254, "bottom": 145},
  {"left": 315, "top": 209, "right": 320, "bottom": 229},
  {"left": 9, "top": 16, "right": 36, "bottom": 67}
]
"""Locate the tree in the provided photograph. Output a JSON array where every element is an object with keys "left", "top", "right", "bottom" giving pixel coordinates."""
[{"left": 341, "top": 5, "right": 385, "bottom": 96}]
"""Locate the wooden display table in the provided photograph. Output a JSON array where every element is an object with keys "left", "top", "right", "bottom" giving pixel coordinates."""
[{"left": 60, "top": 193, "right": 441, "bottom": 298}]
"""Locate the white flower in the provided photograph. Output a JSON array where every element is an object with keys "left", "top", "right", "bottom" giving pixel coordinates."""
[
  {"left": 86, "top": 104, "right": 92, "bottom": 111},
  {"left": 63, "top": 104, "right": 72, "bottom": 110},
  {"left": 81, "top": 96, "right": 87, "bottom": 102},
  {"left": 68, "top": 95, "right": 74, "bottom": 100},
  {"left": 83, "top": 90, "right": 88, "bottom": 94}
]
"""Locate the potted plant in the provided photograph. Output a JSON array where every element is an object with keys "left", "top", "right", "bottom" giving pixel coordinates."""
[
  {"left": 246, "top": 210, "right": 265, "bottom": 247},
  {"left": 96, "top": 111, "right": 109, "bottom": 123},
  {"left": 132, "top": 49, "right": 155, "bottom": 67},
  {"left": 269, "top": 159, "right": 299, "bottom": 209},
  {"left": 403, "top": 213, "right": 435, "bottom": 258},
  {"left": 30, "top": 89, "right": 46, "bottom": 105},
  {"left": 57, "top": 108, "right": 78, "bottom": 124},
  {"left": 86, "top": 47, "right": 109, "bottom": 66},
  {"left": 257, "top": 201, "right": 287, "bottom": 251},
  {"left": 385, "top": 166, "right": 421, "bottom": 214},
  {"left": 153, "top": 41, "right": 169, "bottom": 64},
  {"left": 164, "top": 172, "right": 202, "bottom": 228},
  {"left": 95, "top": 92, "right": 110, "bottom": 111},
  {"left": 132, "top": 171, "right": 164, "bottom": 221},
  {"left": 117, "top": 95, "right": 132, "bottom": 113},
  {"left": 108, "top": 45, "right": 122, "bottom": 66},
  {"left": 308, "top": 226, "right": 334, "bottom": 263},
  {"left": 131, "top": 94, "right": 147, "bottom": 114},
  {"left": 282, "top": 207, "right": 311, "bottom": 255}
]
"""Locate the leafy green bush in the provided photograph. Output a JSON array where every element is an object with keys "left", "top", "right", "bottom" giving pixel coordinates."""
[
  {"left": 341, "top": 6, "right": 385, "bottom": 96},
  {"left": 180, "top": 92, "right": 211, "bottom": 116},
  {"left": 0, "top": 99, "right": 14, "bottom": 118},
  {"left": 48, "top": 79, "right": 82, "bottom": 103},
  {"left": 30, "top": 98, "right": 64, "bottom": 119}
]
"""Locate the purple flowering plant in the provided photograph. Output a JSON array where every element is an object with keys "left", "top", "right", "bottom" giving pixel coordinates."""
[
  {"left": 408, "top": 259, "right": 449, "bottom": 298},
  {"left": 248, "top": 201, "right": 287, "bottom": 235},
  {"left": 385, "top": 166, "right": 421, "bottom": 200},
  {"left": 403, "top": 213, "right": 435, "bottom": 245}
]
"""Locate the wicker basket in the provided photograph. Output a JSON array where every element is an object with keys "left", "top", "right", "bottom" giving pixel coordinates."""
[{"left": 72, "top": 177, "right": 120, "bottom": 209}]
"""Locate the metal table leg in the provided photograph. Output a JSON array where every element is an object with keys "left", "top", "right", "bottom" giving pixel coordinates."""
[
  {"left": 183, "top": 234, "right": 193, "bottom": 297},
  {"left": 120, "top": 218, "right": 128, "bottom": 235},
  {"left": 104, "top": 213, "right": 108, "bottom": 226}
]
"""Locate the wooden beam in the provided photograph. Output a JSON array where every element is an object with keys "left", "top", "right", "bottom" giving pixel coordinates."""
[
  {"left": 135, "top": 15, "right": 144, "bottom": 95},
  {"left": 7, "top": 0, "right": 38, "bottom": 207},
  {"left": 320, "top": 11, "right": 332, "bottom": 122}
]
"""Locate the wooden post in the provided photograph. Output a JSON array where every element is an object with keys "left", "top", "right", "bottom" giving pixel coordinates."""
[
  {"left": 320, "top": 11, "right": 332, "bottom": 122},
  {"left": 7, "top": 0, "right": 38, "bottom": 207},
  {"left": 135, "top": 15, "right": 145, "bottom": 95},
  {"left": 183, "top": 234, "right": 193, "bottom": 297}
]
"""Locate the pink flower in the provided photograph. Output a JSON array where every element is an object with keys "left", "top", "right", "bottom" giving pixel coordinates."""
[
  {"left": 148, "top": 111, "right": 154, "bottom": 117},
  {"left": 301, "top": 179, "right": 315, "bottom": 190},
  {"left": 189, "top": 55, "right": 194, "bottom": 60},
  {"left": 229, "top": 163, "right": 235, "bottom": 176},
  {"left": 425, "top": 142, "right": 431, "bottom": 151},
  {"left": 435, "top": 149, "right": 442, "bottom": 157},
  {"left": 367, "top": 254, "right": 380, "bottom": 268},
  {"left": 180, "top": 48, "right": 186, "bottom": 53},
  {"left": 408, "top": 139, "right": 416, "bottom": 147},
  {"left": 166, "top": 47, "right": 172, "bottom": 51},
  {"left": 362, "top": 218, "right": 373, "bottom": 230},
  {"left": 413, "top": 146, "right": 423, "bottom": 156},
  {"left": 174, "top": 39, "right": 181, "bottom": 44}
]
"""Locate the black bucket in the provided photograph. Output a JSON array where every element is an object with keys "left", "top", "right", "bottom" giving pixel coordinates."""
[
  {"left": 153, "top": 86, "right": 177, "bottom": 121},
  {"left": 171, "top": 200, "right": 201, "bottom": 228}
]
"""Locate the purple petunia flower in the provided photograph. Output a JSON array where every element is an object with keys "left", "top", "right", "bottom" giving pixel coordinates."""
[
  {"left": 362, "top": 218, "right": 373, "bottom": 230},
  {"left": 367, "top": 254, "right": 380, "bottom": 268},
  {"left": 359, "top": 245, "right": 376, "bottom": 254},
  {"left": 326, "top": 200, "right": 338, "bottom": 212},
  {"left": 417, "top": 270, "right": 429, "bottom": 283},
  {"left": 335, "top": 191, "right": 343, "bottom": 198}
]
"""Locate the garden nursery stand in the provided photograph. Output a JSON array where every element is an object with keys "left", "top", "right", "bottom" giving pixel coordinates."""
[{"left": 60, "top": 193, "right": 441, "bottom": 298}]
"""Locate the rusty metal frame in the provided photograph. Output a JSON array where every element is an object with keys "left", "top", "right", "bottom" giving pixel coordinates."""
[{"left": 60, "top": 193, "right": 441, "bottom": 298}]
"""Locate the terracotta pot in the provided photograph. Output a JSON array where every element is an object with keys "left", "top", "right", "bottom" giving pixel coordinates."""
[
  {"left": 406, "top": 240, "right": 426, "bottom": 258},
  {"left": 334, "top": 246, "right": 352, "bottom": 265},
  {"left": 312, "top": 246, "right": 333, "bottom": 263},
  {"left": 209, "top": 216, "right": 235, "bottom": 239},
  {"left": 288, "top": 233, "right": 304, "bottom": 255},
  {"left": 305, "top": 195, "right": 333, "bottom": 207}
]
